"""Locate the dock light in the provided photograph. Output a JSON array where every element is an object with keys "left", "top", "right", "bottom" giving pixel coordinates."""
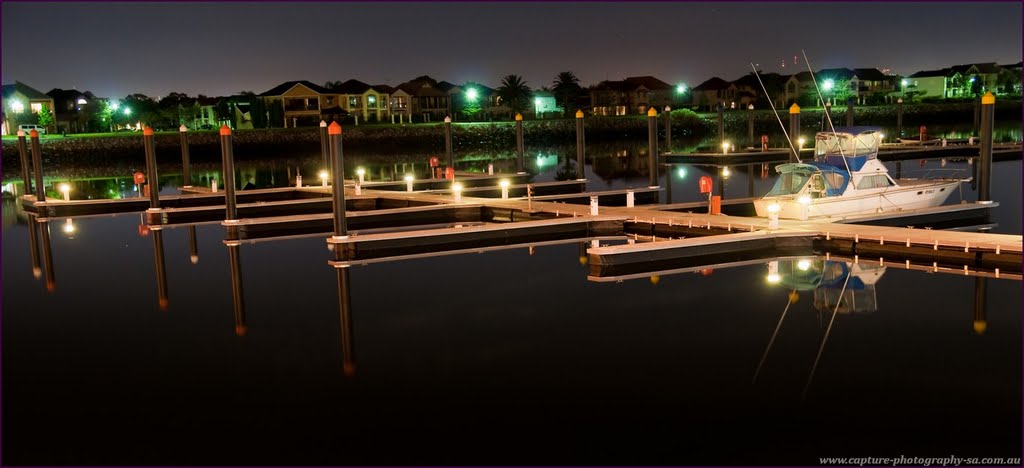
[
  {"left": 766, "top": 202, "right": 780, "bottom": 230},
  {"left": 63, "top": 219, "right": 76, "bottom": 237},
  {"left": 823, "top": 79, "right": 834, "bottom": 91},
  {"left": 797, "top": 259, "right": 812, "bottom": 271},
  {"left": 452, "top": 182, "right": 464, "bottom": 203},
  {"left": 499, "top": 179, "right": 510, "bottom": 199},
  {"left": 58, "top": 183, "right": 71, "bottom": 200},
  {"left": 798, "top": 195, "right": 811, "bottom": 204},
  {"left": 319, "top": 170, "right": 329, "bottom": 187},
  {"left": 722, "top": 166, "right": 731, "bottom": 178},
  {"left": 766, "top": 273, "right": 781, "bottom": 283},
  {"left": 766, "top": 260, "right": 781, "bottom": 284},
  {"left": 677, "top": 167, "right": 687, "bottom": 179},
  {"left": 405, "top": 174, "right": 414, "bottom": 192},
  {"left": 721, "top": 141, "right": 730, "bottom": 154},
  {"left": 356, "top": 167, "right": 366, "bottom": 184},
  {"left": 879, "top": 133, "right": 885, "bottom": 141},
  {"left": 798, "top": 137, "right": 806, "bottom": 148}
]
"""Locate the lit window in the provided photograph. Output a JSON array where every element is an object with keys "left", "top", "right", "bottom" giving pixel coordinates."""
[
  {"left": 76, "top": 98, "right": 87, "bottom": 105},
  {"left": 367, "top": 95, "right": 376, "bottom": 108},
  {"left": 349, "top": 97, "right": 361, "bottom": 108},
  {"left": 30, "top": 103, "right": 42, "bottom": 113}
]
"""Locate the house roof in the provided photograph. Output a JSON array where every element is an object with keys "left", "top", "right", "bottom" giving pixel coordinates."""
[
  {"left": 692, "top": 77, "right": 731, "bottom": 91},
  {"left": 333, "top": 79, "right": 375, "bottom": 94},
  {"left": 437, "top": 81, "right": 460, "bottom": 92},
  {"left": 46, "top": 88, "right": 93, "bottom": 102},
  {"left": 852, "top": 68, "right": 888, "bottom": 81},
  {"left": 816, "top": 68, "right": 855, "bottom": 80},
  {"left": 373, "top": 84, "right": 396, "bottom": 94},
  {"left": 790, "top": 71, "right": 814, "bottom": 82},
  {"left": 623, "top": 76, "right": 672, "bottom": 90},
  {"left": 2, "top": 81, "right": 51, "bottom": 101},
  {"left": 951, "top": 62, "right": 1002, "bottom": 75},
  {"left": 908, "top": 68, "right": 951, "bottom": 78},
  {"left": 1000, "top": 61, "right": 1022, "bottom": 69},
  {"left": 259, "top": 80, "right": 333, "bottom": 97}
]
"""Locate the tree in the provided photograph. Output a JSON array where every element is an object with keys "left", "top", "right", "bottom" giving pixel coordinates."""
[
  {"left": 37, "top": 104, "right": 54, "bottom": 129},
  {"left": 552, "top": 71, "right": 583, "bottom": 116},
  {"left": 267, "top": 99, "right": 284, "bottom": 128},
  {"left": 250, "top": 97, "right": 268, "bottom": 128},
  {"left": 122, "top": 93, "right": 158, "bottom": 127},
  {"left": 496, "top": 74, "right": 532, "bottom": 117}
]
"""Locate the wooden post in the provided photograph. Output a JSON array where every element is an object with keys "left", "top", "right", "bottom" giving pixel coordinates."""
[
  {"left": 789, "top": 103, "right": 801, "bottom": 162},
  {"left": 187, "top": 225, "right": 199, "bottom": 264},
  {"left": 336, "top": 265, "right": 356, "bottom": 376},
  {"left": 978, "top": 92, "right": 995, "bottom": 202},
  {"left": 663, "top": 106, "right": 672, "bottom": 152},
  {"left": 319, "top": 120, "right": 329, "bottom": 171},
  {"left": 896, "top": 98, "right": 903, "bottom": 138},
  {"left": 219, "top": 125, "right": 237, "bottom": 221},
  {"left": 444, "top": 116, "right": 453, "bottom": 170},
  {"left": 227, "top": 241, "right": 247, "bottom": 337},
  {"left": 39, "top": 219, "right": 56, "bottom": 292},
  {"left": 16, "top": 131, "right": 32, "bottom": 196},
  {"left": 575, "top": 110, "right": 585, "bottom": 180},
  {"left": 28, "top": 214, "right": 42, "bottom": 280},
  {"left": 515, "top": 113, "right": 524, "bottom": 173},
  {"left": 179, "top": 125, "right": 192, "bottom": 187},
  {"left": 143, "top": 127, "right": 160, "bottom": 210},
  {"left": 29, "top": 130, "right": 45, "bottom": 201},
  {"left": 746, "top": 104, "right": 754, "bottom": 149},
  {"left": 647, "top": 107, "right": 658, "bottom": 188},
  {"left": 329, "top": 121, "right": 348, "bottom": 238}
]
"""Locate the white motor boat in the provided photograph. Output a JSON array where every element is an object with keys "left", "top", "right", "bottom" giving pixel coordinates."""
[{"left": 753, "top": 127, "right": 965, "bottom": 221}]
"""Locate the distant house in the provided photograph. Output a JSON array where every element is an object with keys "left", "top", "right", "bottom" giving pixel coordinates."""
[
  {"left": 259, "top": 80, "right": 345, "bottom": 128},
  {"left": 2, "top": 81, "right": 56, "bottom": 135},
  {"left": 690, "top": 77, "right": 736, "bottom": 110},
  {"left": 396, "top": 76, "right": 451, "bottom": 122},
  {"left": 532, "top": 90, "right": 563, "bottom": 118},
  {"left": 327, "top": 79, "right": 391, "bottom": 123},
  {"left": 850, "top": 68, "right": 896, "bottom": 99},
  {"left": 950, "top": 62, "right": 1003, "bottom": 94},
  {"left": 906, "top": 68, "right": 953, "bottom": 99},
  {"left": 590, "top": 76, "right": 674, "bottom": 115},
  {"left": 46, "top": 88, "right": 97, "bottom": 133},
  {"left": 730, "top": 73, "right": 787, "bottom": 108},
  {"left": 782, "top": 71, "right": 814, "bottom": 105},
  {"left": 999, "top": 62, "right": 1022, "bottom": 94}
]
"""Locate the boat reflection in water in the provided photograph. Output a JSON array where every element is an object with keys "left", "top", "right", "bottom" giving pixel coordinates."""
[{"left": 767, "top": 257, "right": 885, "bottom": 314}]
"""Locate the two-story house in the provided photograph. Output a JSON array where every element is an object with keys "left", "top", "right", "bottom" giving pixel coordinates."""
[
  {"left": 46, "top": 88, "right": 98, "bottom": 133},
  {"left": 396, "top": 76, "right": 451, "bottom": 122},
  {"left": 690, "top": 77, "right": 736, "bottom": 111},
  {"left": 259, "top": 80, "right": 345, "bottom": 128},
  {"left": 590, "top": 76, "right": 674, "bottom": 115},
  {"left": 2, "top": 81, "right": 56, "bottom": 135},
  {"left": 330, "top": 79, "right": 391, "bottom": 123}
]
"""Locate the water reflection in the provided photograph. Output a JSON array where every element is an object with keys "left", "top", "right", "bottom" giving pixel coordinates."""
[
  {"left": 38, "top": 218, "right": 56, "bottom": 292},
  {"left": 335, "top": 265, "right": 356, "bottom": 377},
  {"left": 226, "top": 229, "right": 247, "bottom": 337},
  {"left": 152, "top": 228, "right": 169, "bottom": 310}
]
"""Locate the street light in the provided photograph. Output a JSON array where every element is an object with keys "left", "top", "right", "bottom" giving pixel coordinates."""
[
  {"left": 823, "top": 79, "right": 834, "bottom": 91},
  {"left": 10, "top": 100, "right": 24, "bottom": 113},
  {"left": 465, "top": 88, "right": 478, "bottom": 102},
  {"left": 675, "top": 83, "right": 686, "bottom": 94},
  {"left": 123, "top": 107, "right": 132, "bottom": 116}
]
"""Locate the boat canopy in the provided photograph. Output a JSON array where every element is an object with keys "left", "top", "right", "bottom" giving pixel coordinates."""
[
  {"left": 814, "top": 127, "right": 883, "bottom": 172},
  {"left": 772, "top": 162, "right": 849, "bottom": 196}
]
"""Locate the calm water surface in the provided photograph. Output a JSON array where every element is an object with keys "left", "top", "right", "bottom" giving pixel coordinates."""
[{"left": 1, "top": 136, "right": 1021, "bottom": 465}]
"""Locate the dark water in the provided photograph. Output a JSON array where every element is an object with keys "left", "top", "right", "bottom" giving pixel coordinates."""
[{"left": 2, "top": 132, "right": 1022, "bottom": 464}]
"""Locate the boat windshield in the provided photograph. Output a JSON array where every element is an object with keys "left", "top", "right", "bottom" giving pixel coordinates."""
[
  {"left": 766, "top": 170, "right": 813, "bottom": 196},
  {"left": 814, "top": 131, "right": 881, "bottom": 158}
]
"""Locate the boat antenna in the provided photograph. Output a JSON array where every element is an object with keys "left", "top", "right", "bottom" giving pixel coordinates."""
[
  {"left": 752, "top": 287, "right": 797, "bottom": 384},
  {"left": 801, "top": 50, "right": 856, "bottom": 183},
  {"left": 749, "top": 62, "right": 801, "bottom": 163}
]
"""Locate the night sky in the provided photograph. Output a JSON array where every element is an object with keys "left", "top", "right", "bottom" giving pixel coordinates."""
[{"left": 2, "top": 1, "right": 1021, "bottom": 99}]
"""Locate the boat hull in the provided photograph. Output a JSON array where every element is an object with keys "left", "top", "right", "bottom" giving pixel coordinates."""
[{"left": 753, "top": 179, "right": 962, "bottom": 221}]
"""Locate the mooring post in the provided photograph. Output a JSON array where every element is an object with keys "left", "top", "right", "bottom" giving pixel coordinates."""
[
  {"left": 979, "top": 92, "right": 994, "bottom": 202},
  {"left": 717, "top": 103, "right": 724, "bottom": 147},
  {"left": 319, "top": 120, "right": 329, "bottom": 171},
  {"left": 896, "top": 98, "right": 903, "bottom": 138},
  {"left": 29, "top": 130, "right": 46, "bottom": 201},
  {"left": 788, "top": 104, "right": 801, "bottom": 162},
  {"left": 143, "top": 127, "right": 161, "bottom": 210},
  {"left": 626, "top": 190, "right": 635, "bottom": 208},
  {"left": 575, "top": 110, "right": 586, "bottom": 180},
  {"left": 590, "top": 195, "right": 599, "bottom": 215},
  {"left": 16, "top": 130, "right": 32, "bottom": 196},
  {"left": 336, "top": 265, "right": 356, "bottom": 376},
  {"left": 152, "top": 228, "right": 169, "bottom": 310},
  {"left": 846, "top": 96, "right": 854, "bottom": 127},
  {"left": 973, "top": 277, "right": 988, "bottom": 335},
  {"left": 219, "top": 125, "right": 237, "bottom": 221},
  {"left": 444, "top": 116, "right": 453, "bottom": 171},
  {"left": 824, "top": 101, "right": 832, "bottom": 128},
  {"left": 647, "top": 107, "right": 658, "bottom": 188},
  {"left": 515, "top": 113, "right": 525, "bottom": 173},
  {"left": 663, "top": 106, "right": 672, "bottom": 152},
  {"left": 178, "top": 125, "right": 192, "bottom": 187},
  {"left": 329, "top": 121, "right": 347, "bottom": 238},
  {"left": 746, "top": 104, "right": 754, "bottom": 149}
]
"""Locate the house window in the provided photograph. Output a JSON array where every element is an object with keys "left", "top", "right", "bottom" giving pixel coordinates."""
[
  {"left": 349, "top": 96, "right": 361, "bottom": 108},
  {"left": 30, "top": 102, "right": 42, "bottom": 113},
  {"left": 787, "top": 83, "right": 796, "bottom": 93},
  {"left": 367, "top": 95, "right": 377, "bottom": 108},
  {"left": 326, "top": 97, "right": 333, "bottom": 105}
]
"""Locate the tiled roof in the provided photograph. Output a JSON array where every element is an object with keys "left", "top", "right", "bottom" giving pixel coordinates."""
[
  {"left": 2, "top": 81, "right": 52, "bottom": 100},
  {"left": 259, "top": 80, "right": 333, "bottom": 97},
  {"left": 692, "top": 77, "right": 731, "bottom": 91}
]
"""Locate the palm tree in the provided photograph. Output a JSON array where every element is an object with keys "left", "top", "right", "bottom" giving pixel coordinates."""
[
  {"left": 552, "top": 71, "right": 583, "bottom": 116},
  {"left": 497, "top": 74, "right": 531, "bottom": 117}
]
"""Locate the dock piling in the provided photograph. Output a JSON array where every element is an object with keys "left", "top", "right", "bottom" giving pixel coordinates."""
[
  {"left": 978, "top": 92, "right": 994, "bottom": 202},
  {"left": 179, "top": 125, "right": 192, "bottom": 187},
  {"left": 590, "top": 196, "right": 599, "bottom": 215},
  {"left": 329, "top": 121, "right": 347, "bottom": 238},
  {"left": 575, "top": 110, "right": 586, "bottom": 180},
  {"left": 663, "top": 106, "right": 672, "bottom": 152},
  {"left": 444, "top": 116, "right": 453, "bottom": 170},
  {"left": 627, "top": 190, "right": 635, "bottom": 208},
  {"left": 219, "top": 126, "right": 238, "bottom": 221},
  {"left": 29, "top": 130, "right": 45, "bottom": 201},
  {"left": 896, "top": 98, "right": 903, "bottom": 138},
  {"left": 746, "top": 104, "right": 754, "bottom": 148},
  {"left": 846, "top": 97, "right": 854, "bottom": 127},
  {"left": 647, "top": 107, "right": 658, "bottom": 188},
  {"left": 788, "top": 104, "right": 801, "bottom": 162},
  {"left": 320, "top": 121, "right": 329, "bottom": 171},
  {"left": 515, "top": 113, "right": 525, "bottom": 173},
  {"left": 143, "top": 127, "right": 161, "bottom": 210},
  {"left": 17, "top": 131, "right": 32, "bottom": 196}
]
